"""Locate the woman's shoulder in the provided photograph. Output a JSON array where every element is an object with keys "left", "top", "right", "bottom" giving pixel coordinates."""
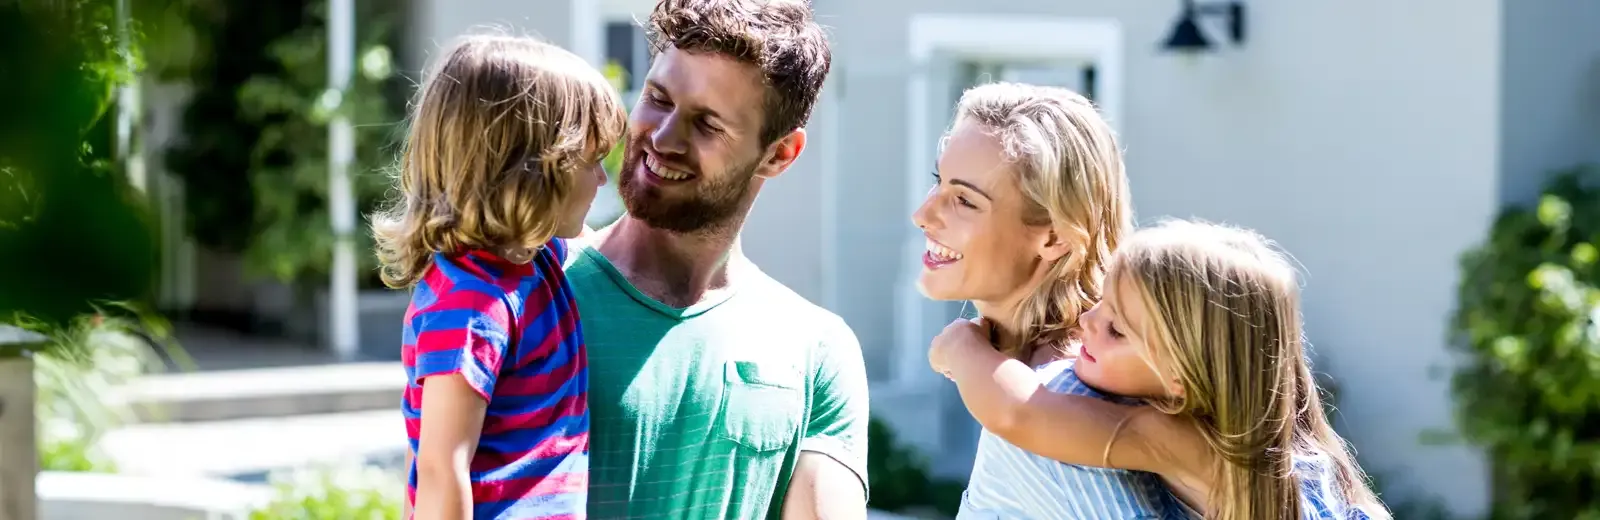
[{"left": 1038, "top": 358, "right": 1142, "bottom": 406}]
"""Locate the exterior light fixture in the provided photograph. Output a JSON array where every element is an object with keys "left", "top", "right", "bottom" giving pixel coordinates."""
[{"left": 1162, "top": 0, "right": 1246, "bottom": 53}]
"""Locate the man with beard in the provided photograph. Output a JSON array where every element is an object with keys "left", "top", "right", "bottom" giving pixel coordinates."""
[{"left": 564, "top": 0, "right": 869, "bottom": 519}]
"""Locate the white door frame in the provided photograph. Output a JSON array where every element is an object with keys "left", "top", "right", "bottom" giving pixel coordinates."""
[{"left": 892, "top": 15, "right": 1125, "bottom": 389}]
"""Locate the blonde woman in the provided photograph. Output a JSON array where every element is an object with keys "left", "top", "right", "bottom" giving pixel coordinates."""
[
  {"left": 930, "top": 220, "right": 1392, "bottom": 519},
  {"left": 913, "top": 82, "right": 1188, "bottom": 518}
]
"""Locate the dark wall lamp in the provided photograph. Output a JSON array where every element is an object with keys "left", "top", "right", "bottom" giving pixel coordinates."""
[{"left": 1162, "top": 0, "right": 1246, "bottom": 53}]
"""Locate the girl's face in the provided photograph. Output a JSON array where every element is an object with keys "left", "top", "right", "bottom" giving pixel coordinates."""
[
  {"left": 912, "top": 120, "right": 1052, "bottom": 304},
  {"left": 1075, "top": 273, "right": 1177, "bottom": 399}
]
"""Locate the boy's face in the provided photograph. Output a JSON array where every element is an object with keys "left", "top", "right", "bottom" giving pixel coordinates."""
[{"left": 555, "top": 161, "right": 608, "bottom": 238}]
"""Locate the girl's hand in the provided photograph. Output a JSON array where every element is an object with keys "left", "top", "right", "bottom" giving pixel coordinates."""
[{"left": 929, "top": 317, "right": 991, "bottom": 380}]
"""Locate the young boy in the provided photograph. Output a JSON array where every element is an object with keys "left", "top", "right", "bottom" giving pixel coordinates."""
[{"left": 370, "top": 34, "right": 626, "bottom": 520}]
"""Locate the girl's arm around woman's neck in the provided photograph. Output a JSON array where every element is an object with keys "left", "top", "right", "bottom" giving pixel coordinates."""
[{"left": 930, "top": 318, "right": 1209, "bottom": 480}]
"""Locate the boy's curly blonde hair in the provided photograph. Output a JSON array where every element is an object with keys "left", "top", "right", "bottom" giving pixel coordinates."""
[{"left": 371, "top": 35, "right": 627, "bottom": 289}]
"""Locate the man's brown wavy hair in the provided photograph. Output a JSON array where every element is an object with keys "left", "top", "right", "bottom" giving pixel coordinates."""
[
  {"left": 371, "top": 35, "right": 626, "bottom": 289},
  {"left": 647, "top": 0, "right": 831, "bottom": 145}
]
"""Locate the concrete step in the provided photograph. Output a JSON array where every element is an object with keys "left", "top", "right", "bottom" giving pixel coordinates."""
[
  {"left": 119, "top": 361, "right": 405, "bottom": 423},
  {"left": 102, "top": 408, "right": 406, "bottom": 481}
]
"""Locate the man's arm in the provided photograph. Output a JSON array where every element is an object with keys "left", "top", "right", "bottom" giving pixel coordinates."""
[
  {"left": 782, "top": 315, "right": 870, "bottom": 520},
  {"left": 783, "top": 452, "right": 868, "bottom": 520}
]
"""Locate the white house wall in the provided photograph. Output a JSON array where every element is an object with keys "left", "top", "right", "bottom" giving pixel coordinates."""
[
  {"left": 1499, "top": 0, "right": 1600, "bottom": 205},
  {"left": 408, "top": 0, "right": 600, "bottom": 74}
]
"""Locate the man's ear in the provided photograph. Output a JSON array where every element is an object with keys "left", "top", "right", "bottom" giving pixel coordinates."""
[
  {"left": 1037, "top": 228, "right": 1076, "bottom": 263},
  {"left": 754, "top": 128, "right": 806, "bottom": 180}
]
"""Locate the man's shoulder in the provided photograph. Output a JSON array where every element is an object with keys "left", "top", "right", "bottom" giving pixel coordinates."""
[{"left": 738, "top": 271, "right": 860, "bottom": 359}]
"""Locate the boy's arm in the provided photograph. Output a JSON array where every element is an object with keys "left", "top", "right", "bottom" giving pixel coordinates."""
[
  {"left": 409, "top": 286, "right": 514, "bottom": 520},
  {"left": 415, "top": 374, "right": 488, "bottom": 520},
  {"left": 403, "top": 448, "right": 413, "bottom": 520},
  {"left": 782, "top": 316, "right": 869, "bottom": 520}
]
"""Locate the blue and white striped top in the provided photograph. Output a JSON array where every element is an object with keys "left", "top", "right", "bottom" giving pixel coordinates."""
[
  {"left": 955, "top": 358, "right": 1375, "bottom": 520},
  {"left": 957, "top": 359, "right": 1193, "bottom": 519}
]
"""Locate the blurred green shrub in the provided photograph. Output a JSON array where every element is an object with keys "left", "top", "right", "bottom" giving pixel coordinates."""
[
  {"left": 23, "top": 305, "right": 185, "bottom": 471},
  {"left": 0, "top": 0, "right": 161, "bottom": 327},
  {"left": 167, "top": 0, "right": 402, "bottom": 287},
  {"left": 249, "top": 464, "right": 403, "bottom": 520},
  {"left": 867, "top": 416, "right": 963, "bottom": 517},
  {"left": 1449, "top": 165, "right": 1600, "bottom": 519}
]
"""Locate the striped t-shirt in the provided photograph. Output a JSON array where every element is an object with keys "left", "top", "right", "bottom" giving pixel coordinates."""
[
  {"left": 958, "top": 358, "right": 1191, "bottom": 519},
  {"left": 402, "top": 240, "right": 588, "bottom": 519}
]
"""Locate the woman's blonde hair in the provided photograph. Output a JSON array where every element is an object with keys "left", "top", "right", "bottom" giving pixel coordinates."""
[
  {"left": 951, "top": 82, "right": 1132, "bottom": 359},
  {"left": 1107, "top": 219, "right": 1390, "bottom": 520},
  {"left": 371, "top": 34, "right": 627, "bottom": 288}
]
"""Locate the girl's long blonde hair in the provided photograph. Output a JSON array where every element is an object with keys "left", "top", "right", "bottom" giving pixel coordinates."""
[
  {"left": 1108, "top": 219, "right": 1391, "bottom": 520},
  {"left": 951, "top": 82, "right": 1133, "bottom": 359},
  {"left": 371, "top": 34, "right": 626, "bottom": 288}
]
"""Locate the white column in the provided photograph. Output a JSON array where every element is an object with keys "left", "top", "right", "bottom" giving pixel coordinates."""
[
  {"left": 115, "top": 0, "right": 145, "bottom": 193},
  {"left": 569, "top": 0, "right": 602, "bottom": 66},
  {"left": 327, "top": 0, "right": 360, "bottom": 361}
]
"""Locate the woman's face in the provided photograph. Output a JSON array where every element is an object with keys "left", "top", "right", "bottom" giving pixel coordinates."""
[
  {"left": 912, "top": 119, "right": 1050, "bottom": 304},
  {"left": 1075, "top": 274, "right": 1175, "bottom": 399}
]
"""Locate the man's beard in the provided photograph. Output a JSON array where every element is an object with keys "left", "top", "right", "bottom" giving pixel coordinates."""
[{"left": 617, "top": 148, "right": 757, "bottom": 234}]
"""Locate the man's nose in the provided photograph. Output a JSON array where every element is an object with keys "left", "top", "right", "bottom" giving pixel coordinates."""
[{"left": 649, "top": 114, "right": 689, "bottom": 156}]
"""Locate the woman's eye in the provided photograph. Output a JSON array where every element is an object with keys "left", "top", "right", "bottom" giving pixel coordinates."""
[
  {"left": 1107, "top": 323, "right": 1124, "bottom": 339},
  {"left": 956, "top": 195, "right": 977, "bottom": 209}
]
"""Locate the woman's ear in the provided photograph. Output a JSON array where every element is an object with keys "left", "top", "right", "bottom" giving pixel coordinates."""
[{"left": 1037, "top": 228, "right": 1075, "bottom": 263}]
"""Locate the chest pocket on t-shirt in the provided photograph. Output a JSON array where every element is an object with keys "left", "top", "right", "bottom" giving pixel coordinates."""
[{"left": 716, "top": 360, "right": 805, "bottom": 452}]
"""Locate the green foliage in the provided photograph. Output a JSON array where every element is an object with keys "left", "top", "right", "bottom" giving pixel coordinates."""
[
  {"left": 249, "top": 464, "right": 403, "bottom": 520},
  {"left": 0, "top": 0, "right": 163, "bottom": 327},
  {"left": 234, "top": 0, "right": 400, "bottom": 285},
  {"left": 164, "top": 1, "right": 306, "bottom": 255},
  {"left": 601, "top": 60, "right": 629, "bottom": 179},
  {"left": 24, "top": 305, "right": 186, "bottom": 471},
  {"left": 867, "top": 417, "right": 963, "bottom": 517},
  {"left": 1449, "top": 165, "right": 1600, "bottom": 519},
  {"left": 168, "top": 0, "right": 402, "bottom": 286}
]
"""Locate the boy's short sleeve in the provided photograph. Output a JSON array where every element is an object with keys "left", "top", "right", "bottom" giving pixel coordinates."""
[
  {"left": 548, "top": 238, "right": 570, "bottom": 265},
  {"left": 410, "top": 285, "right": 514, "bottom": 400}
]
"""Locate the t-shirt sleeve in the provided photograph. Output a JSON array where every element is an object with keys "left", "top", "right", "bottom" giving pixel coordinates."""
[
  {"left": 548, "top": 237, "right": 570, "bottom": 265},
  {"left": 410, "top": 284, "right": 514, "bottom": 401},
  {"left": 800, "top": 314, "right": 871, "bottom": 497}
]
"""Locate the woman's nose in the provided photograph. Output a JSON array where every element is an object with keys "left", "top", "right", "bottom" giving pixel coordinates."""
[{"left": 912, "top": 190, "right": 939, "bottom": 230}]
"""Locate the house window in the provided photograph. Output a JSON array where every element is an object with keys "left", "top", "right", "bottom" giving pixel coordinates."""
[
  {"left": 956, "top": 60, "right": 1099, "bottom": 102},
  {"left": 604, "top": 20, "right": 649, "bottom": 94}
]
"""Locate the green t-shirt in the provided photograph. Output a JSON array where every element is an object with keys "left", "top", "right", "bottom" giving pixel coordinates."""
[{"left": 565, "top": 245, "right": 870, "bottom": 520}]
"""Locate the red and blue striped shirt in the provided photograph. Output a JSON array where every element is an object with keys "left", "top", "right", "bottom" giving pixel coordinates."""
[{"left": 401, "top": 239, "right": 588, "bottom": 519}]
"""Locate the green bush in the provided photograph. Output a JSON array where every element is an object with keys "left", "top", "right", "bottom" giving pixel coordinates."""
[
  {"left": 167, "top": 0, "right": 402, "bottom": 287},
  {"left": 250, "top": 464, "right": 403, "bottom": 520},
  {"left": 1449, "top": 165, "right": 1600, "bottom": 519},
  {"left": 866, "top": 416, "right": 963, "bottom": 517},
  {"left": 0, "top": 1, "right": 162, "bottom": 327},
  {"left": 24, "top": 306, "right": 185, "bottom": 471}
]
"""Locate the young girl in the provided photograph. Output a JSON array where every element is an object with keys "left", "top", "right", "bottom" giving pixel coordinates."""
[
  {"left": 930, "top": 219, "right": 1391, "bottom": 519},
  {"left": 371, "top": 35, "right": 625, "bottom": 520}
]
